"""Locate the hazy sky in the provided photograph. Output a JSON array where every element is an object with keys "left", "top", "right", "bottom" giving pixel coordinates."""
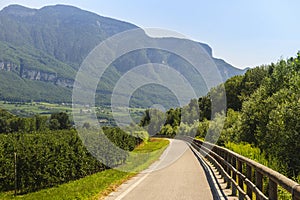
[{"left": 0, "top": 0, "right": 299, "bottom": 69}]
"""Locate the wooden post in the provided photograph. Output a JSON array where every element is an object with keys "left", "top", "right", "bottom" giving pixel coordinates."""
[
  {"left": 246, "top": 164, "right": 252, "bottom": 199},
  {"left": 294, "top": 196, "right": 300, "bottom": 200},
  {"left": 256, "top": 171, "right": 263, "bottom": 192},
  {"left": 293, "top": 185, "right": 300, "bottom": 200},
  {"left": 232, "top": 157, "right": 237, "bottom": 196},
  {"left": 227, "top": 154, "right": 231, "bottom": 174},
  {"left": 239, "top": 193, "right": 245, "bottom": 200},
  {"left": 226, "top": 153, "right": 231, "bottom": 189},
  {"left": 14, "top": 152, "right": 17, "bottom": 196},
  {"left": 269, "top": 179, "right": 278, "bottom": 200},
  {"left": 237, "top": 160, "right": 244, "bottom": 198}
]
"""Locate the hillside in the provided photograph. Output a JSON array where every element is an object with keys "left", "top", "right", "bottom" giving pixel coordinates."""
[
  {"left": 0, "top": 4, "right": 247, "bottom": 107},
  {"left": 0, "top": 4, "right": 138, "bottom": 68}
]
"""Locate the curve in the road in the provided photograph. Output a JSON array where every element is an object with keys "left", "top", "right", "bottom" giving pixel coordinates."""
[{"left": 106, "top": 139, "right": 223, "bottom": 200}]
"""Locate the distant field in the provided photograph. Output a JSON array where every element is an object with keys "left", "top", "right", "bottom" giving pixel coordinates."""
[
  {"left": 0, "top": 101, "right": 145, "bottom": 126},
  {"left": 0, "top": 138, "right": 169, "bottom": 200},
  {"left": 0, "top": 101, "right": 72, "bottom": 117}
]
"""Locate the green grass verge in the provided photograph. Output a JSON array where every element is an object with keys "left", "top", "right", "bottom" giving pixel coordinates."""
[
  {"left": 117, "top": 138, "right": 170, "bottom": 173},
  {"left": 0, "top": 138, "right": 169, "bottom": 200}
]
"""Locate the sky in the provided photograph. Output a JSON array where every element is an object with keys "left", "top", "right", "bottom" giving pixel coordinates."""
[{"left": 0, "top": 0, "right": 299, "bottom": 69}]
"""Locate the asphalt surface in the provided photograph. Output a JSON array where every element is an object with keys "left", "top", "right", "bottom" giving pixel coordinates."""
[{"left": 105, "top": 139, "right": 215, "bottom": 200}]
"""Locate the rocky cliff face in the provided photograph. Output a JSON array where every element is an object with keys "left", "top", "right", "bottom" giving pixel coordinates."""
[
  {"left": 55, "top": 78, "right": 73, "bottom": 88},
  {"left": 20, "top": 68, "right": 56, "bottom": 81},
  {"left": 0, "top": 61, "right": 74, "bottom": 88},
  {"left": 0, "top": 62, "right": 19, "bottom": 72}
]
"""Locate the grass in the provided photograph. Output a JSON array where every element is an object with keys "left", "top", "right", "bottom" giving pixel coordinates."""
[
  {"left": 134, "top": 138, "right": 169, "bottom": 152},
  {"left": 0, "top": 138, "right": 169, "bottom": 200},
  {"left": 117, "top": 138, "right": 170, "bottom": 173}
]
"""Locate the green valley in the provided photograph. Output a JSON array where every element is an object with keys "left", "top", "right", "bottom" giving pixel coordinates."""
[{"left": 0, "top": 2, "right": 298, "bottom": 200}]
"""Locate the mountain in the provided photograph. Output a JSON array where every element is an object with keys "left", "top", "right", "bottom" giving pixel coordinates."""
[
  {"left": 0, "top": 4, "right": 138, "bottom": 68},
  {"left": 0, "top": 4, "right": 247, "bottom": 107}
]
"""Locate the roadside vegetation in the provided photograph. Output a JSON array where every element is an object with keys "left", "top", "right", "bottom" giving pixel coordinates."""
[
  {"left": 0, "top": 138, "right": 169, "bottom": 200},
  {"left": 0, "top": 109, "right": 145, "bottom": 194},
  {"left": 225, "top": 142, "right": 292, "bottom": 199},
  {"left": 143, "top": 53, "right": 300, "bottom": 182}
]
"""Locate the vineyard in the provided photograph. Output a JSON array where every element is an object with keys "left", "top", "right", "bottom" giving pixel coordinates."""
[{"left": 0, "top": 111, "right": 143, "bottom": 194}]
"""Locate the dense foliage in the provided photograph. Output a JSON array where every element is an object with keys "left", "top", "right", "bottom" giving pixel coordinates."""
[
  {"left": 0, "top": 109, "right": 71, "bottom": 133},
  {"left": 0, "top": 110, "right": 143, "bottom": 194},
  {"left": 147, "top": 53, "right": 300, "bottom": 179},
  {"left": 0, "top": 130, "right": 103, "bottom": 193},
  {"left": 204, "top": 54, "right": 299, "bottom": 179}
]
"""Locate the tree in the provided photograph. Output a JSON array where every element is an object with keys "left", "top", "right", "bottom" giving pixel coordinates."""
[
  {"left": 49, "top": 118, "right": 60, "bottom": 130},
  {"left": 238, "top": 86, "right": 271, "bottom": 145},
  {"left": 224, "top": 75, "right": 243, "bottom": 111},
  {"left": 160, "top": 124, "right": 176, "bottom": 137},
  {"left": 198, "top": 96, "right": 211, "bottom": 121},
  {"left": 0, "top": 118, "right": 10, "bottom": 133},
  {"left": 140, "top": 109, "right": 165, "bottom": 136},
  {"left": 165, "top": 108, "right": 181, "bottom": 127},
  {"left": 239, "top": 66, "right": 268, "bottom": 101},
  {"left": 263, "top": 82, "right": 300, "bottom": 176},
  {"left": 206, "top": 112, "right": 226, "bottom": 145},
  {"left": 35, "top": 115, "right": 48, "bottom": 131},
  {"left": 50, "top": 112, "right": 71, "bottom": 130}
]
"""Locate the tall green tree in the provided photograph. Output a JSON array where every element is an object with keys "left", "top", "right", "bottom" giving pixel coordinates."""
[{"left": 50, "top": 112, "right": 71, "bottom": 130}]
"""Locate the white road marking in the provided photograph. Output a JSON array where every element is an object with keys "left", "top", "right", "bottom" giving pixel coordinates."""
[{"left": 111, "top": 139, "right": 174, "bottom": 200}]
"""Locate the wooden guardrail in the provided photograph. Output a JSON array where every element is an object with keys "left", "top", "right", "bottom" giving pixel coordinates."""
[{"left": 182, "top": 137, "right": 300, "bottom": 200}]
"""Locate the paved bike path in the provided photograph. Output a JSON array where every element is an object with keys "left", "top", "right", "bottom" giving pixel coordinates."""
[{"left": 105, "top": 139, "right": 214, "bottom": 200}]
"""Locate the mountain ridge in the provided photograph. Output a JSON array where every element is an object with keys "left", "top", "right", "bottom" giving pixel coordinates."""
[
  {"left": 0, "top": 4, "right": 247, "bottom": 108},
  {"left": 0, "top": 4, "right": 139, "bottom": 67}
]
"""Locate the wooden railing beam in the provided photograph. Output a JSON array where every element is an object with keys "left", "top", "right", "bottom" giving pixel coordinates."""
[{"left": 180, "top": 137, "right": 300, "bottom": 200}]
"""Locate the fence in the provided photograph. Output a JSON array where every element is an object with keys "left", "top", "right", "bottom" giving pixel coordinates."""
[{"left": 183, "top": 137, "right": 300, "bottom": 200}]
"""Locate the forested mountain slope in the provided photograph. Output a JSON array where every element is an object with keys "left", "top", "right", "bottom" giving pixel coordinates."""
[{"left": 0, "top": 4, "right": 247, "bottom": 107}]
